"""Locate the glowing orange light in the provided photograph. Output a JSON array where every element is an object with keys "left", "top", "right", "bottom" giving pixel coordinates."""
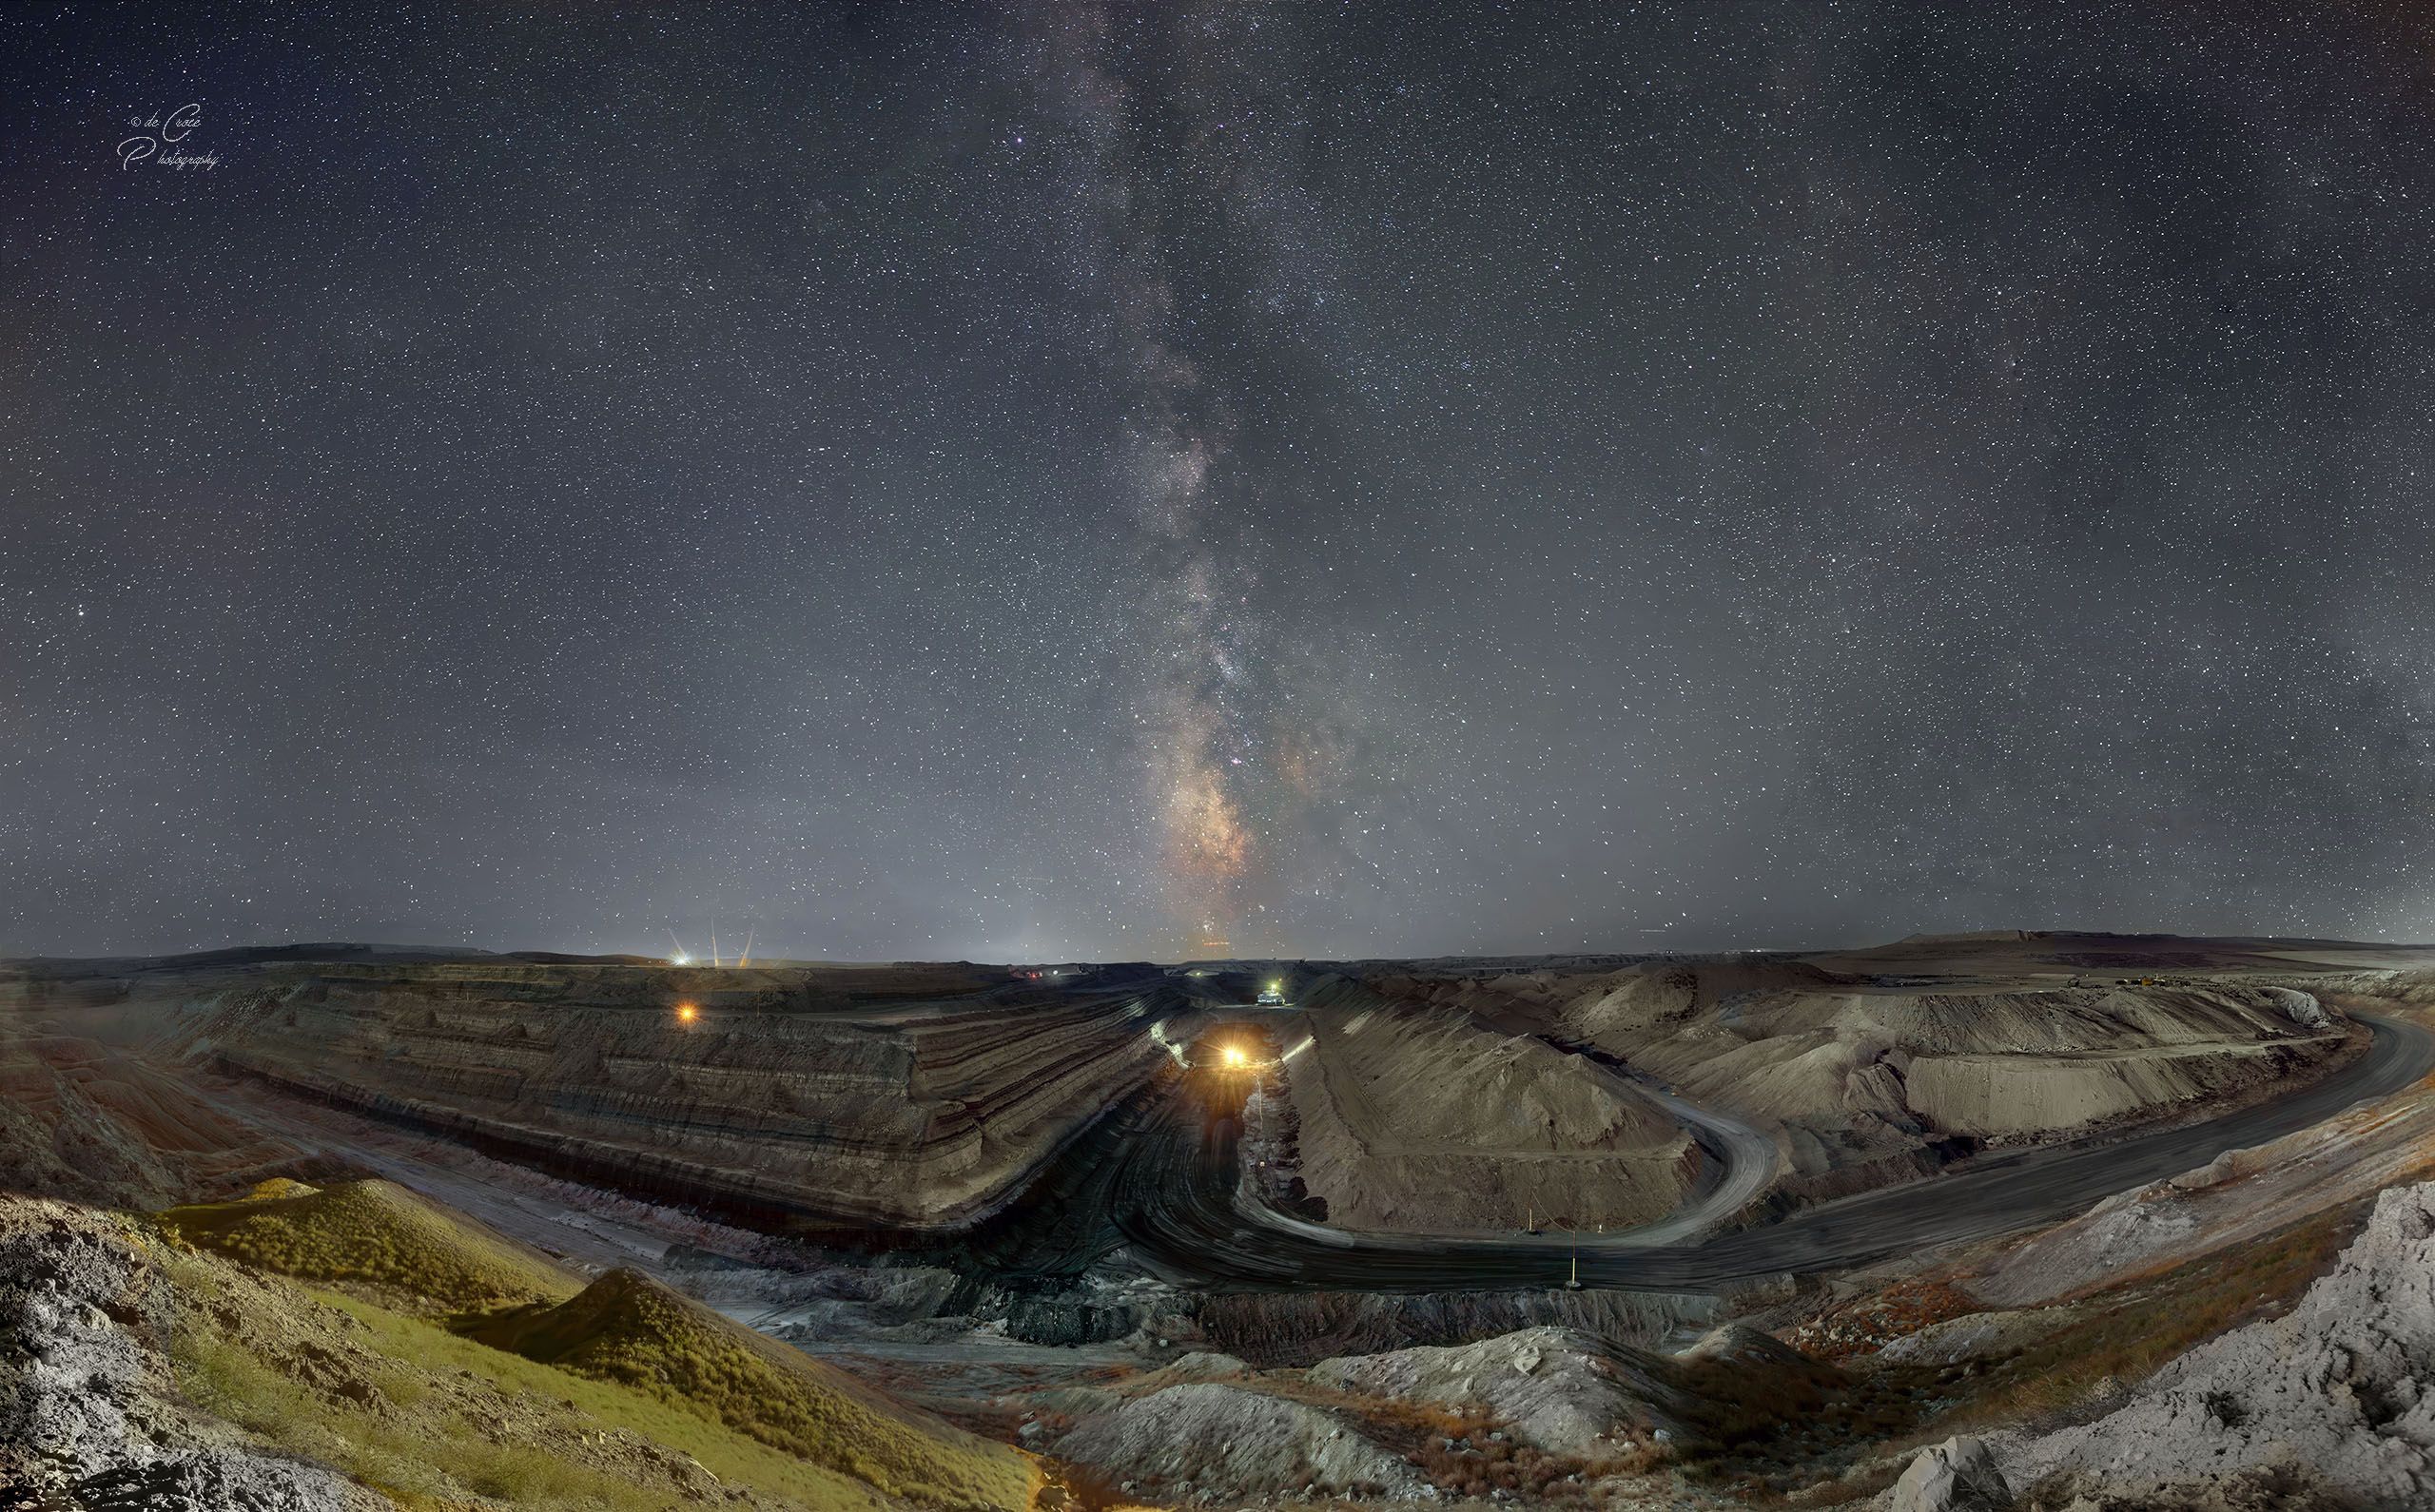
[
  {"left": 675, "top": 1002, "right": 700, "bottom": 1025},
  {"left": 1220, "top": 1044, "right": 1248, "bottom": 1069}
]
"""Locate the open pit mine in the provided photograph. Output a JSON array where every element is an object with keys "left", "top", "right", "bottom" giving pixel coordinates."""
[{"left": 7, "top": 931, "right": 2435, "bottom": 1511}]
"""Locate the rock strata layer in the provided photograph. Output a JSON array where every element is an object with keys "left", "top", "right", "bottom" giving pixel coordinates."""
[{"left": 145, "top": 961, "right": 1177, "bottom": 1228}]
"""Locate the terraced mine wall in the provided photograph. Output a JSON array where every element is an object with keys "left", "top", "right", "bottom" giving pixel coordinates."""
[
  {"left": 156, "top": 961, "right": 1181, "bottom": 1236},
  {"left": 1366, "top": 962, "right": 2356, "bottom": 1213}
]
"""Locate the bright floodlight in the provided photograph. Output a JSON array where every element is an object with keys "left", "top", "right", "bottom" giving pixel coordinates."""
[
  {"left": 1221, "top": 1044, "right": 1248, "bottom": 1068},
  {"left": 673, "top": 953, "right": 691, "bottom": 965},
  {"left": 675, "top": 1002, "right": 700, "bottom": 1025}
]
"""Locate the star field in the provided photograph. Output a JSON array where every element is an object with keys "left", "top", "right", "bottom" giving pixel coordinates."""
[{"left": 5, "top": 2, "right": 2434, "bottom": 960}]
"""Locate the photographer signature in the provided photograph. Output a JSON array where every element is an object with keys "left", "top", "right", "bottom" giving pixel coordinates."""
[{"left": 119, "top": 104, "right": 219, "bottom": 170}]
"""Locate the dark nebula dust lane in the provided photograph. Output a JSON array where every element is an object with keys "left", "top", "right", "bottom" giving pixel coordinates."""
[{"left": 8, "top": 3, "right": 2435, "bottom": 960}]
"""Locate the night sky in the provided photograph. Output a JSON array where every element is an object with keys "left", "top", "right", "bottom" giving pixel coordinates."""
[{"left": 8, "top": 3, "right": 2435, "bottom": 962}]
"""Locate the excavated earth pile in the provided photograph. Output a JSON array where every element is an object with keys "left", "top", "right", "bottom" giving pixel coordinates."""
[
  {"left": 1281, "top": 977, "right": 1701, "bottom": 1233},
  {"left": 1033, "top": 1318, "right": 1850, "bottom": 1503}
]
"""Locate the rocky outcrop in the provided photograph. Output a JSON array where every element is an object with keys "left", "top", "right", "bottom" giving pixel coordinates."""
[
  {"left": 1885, "top": 1436, "right": 2009, "bottom": 1512},
  {"left": 0, "top": 1196, "right": 380, "bottom": 1512},
  {"left": 1055, "top": 1382, "right": 1430, "bottom": 1502},
  {"left": 2263, "top": 987, "right": 2332, "bottom": 1029},
  {"left": 1897, "top": 1180, "right": 2435, "bottom": 1508},
  {"left": 1307, "top": 1326, "right": 1688, "bottom": 1456}
]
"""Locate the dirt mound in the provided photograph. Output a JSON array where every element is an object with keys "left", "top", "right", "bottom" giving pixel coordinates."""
[
  {"left": 1307, "top": 1326, "right": 1689, "bottom": 1456},
  {"left": 1055, "top": 1382, "right": 1430, "bottom": 1502},
  {"left": 470, "top": 1267, "right": 1032, "bottom": 1510},
  {"left": 1041, "top": 1319, "right": 1848, "bottom": 1503},
  {"left": 158, "top": 1177, "right": 581, "bottom": 1312},
  {"left": 1280, "top": 987, "right": 1698, "bottom": 1233},
  {"left": 1900, "top": 1036, "right": 2327, "bottom": 1137},
  {"left": 6, "top": 1183, "right": 1026, "bottom": 1512}
]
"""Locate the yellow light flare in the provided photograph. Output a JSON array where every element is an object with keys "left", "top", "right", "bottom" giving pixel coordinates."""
[
  {"left": 674, "top": 1002, "right": 700, "bottom": 1025},
  {"left": 1220, "top": 1043, "right": 1248, "bottom": 1069}
]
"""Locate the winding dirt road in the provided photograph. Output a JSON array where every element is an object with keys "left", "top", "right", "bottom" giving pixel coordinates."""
[{"left": 1105, "top": 1011, "right": 2434, "bottom": 1293}]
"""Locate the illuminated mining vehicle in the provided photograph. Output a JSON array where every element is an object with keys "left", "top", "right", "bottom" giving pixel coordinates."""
[
  {"left": 1179, "top": 1027, "right": 1276, "bottom": 1119},
  {"left": 1188, "top": 1026, "right": 1279, "bottom": 1076}
]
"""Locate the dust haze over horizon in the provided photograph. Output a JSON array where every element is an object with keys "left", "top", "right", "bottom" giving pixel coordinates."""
[{"left": 8, "top": 2, "right": 2435, "bottom": 962}]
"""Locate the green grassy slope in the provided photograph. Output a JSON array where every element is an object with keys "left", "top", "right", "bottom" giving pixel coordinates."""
[
  {"left": 159, "top": 1177, "right": 582, "bottom": 1311},
  {"left": 470, "top": 1267, "right": 1033, "bottom": 1511}
]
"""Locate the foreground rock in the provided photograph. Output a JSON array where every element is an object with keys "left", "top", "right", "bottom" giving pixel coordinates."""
[
  {"left": 1885, "top": 1437, "right": 2009, "bottom": 1512},
  {"left": 1893, "top": 1179, "right": 2435, "bottom": 1508},
  {"left": 0, "top": 1196, "right": 379, "bottom": 1512},
  {"left": 1040, "top": 1318, "right": 1844, "bottom": 1502},
  {"left": 1307, "top": 1325, "right": 1690, "bottom": 1456}
]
